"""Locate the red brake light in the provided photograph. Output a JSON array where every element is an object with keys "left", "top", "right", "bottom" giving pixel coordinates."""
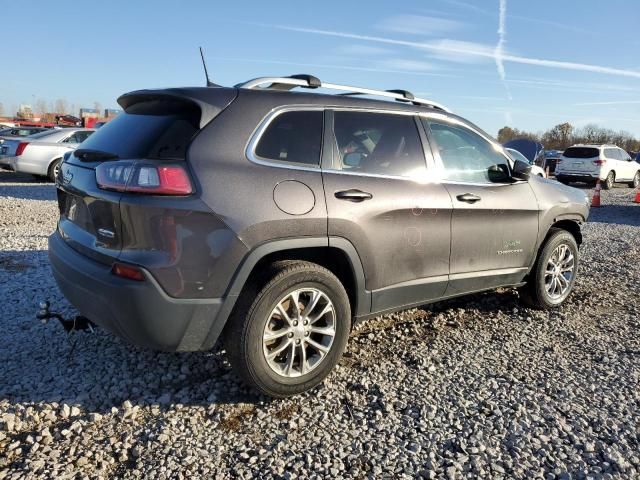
[
  {"left": 593, "top": 159, "right": 606, "bottom": 166},
  {"left": 96, "top": 161, "right": 193, "bottom": 195},
  {"left": 111, "top": 262, "right": 146, "bottom": 281},
  {"left": 15, "top": 142, "right": 29, "bottom": 156}
]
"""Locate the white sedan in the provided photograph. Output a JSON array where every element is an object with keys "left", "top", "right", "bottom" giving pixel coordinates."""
[
  {"left": 5, "top": 128, "right": 94, "bottom": 181},
  {"left": 506, "top": 147, "right": 546, "bottom": 178}
]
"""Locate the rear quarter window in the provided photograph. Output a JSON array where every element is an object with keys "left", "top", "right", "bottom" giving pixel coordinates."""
[
  {"left": 254, "top": 110, "right": 323, "bottom": 166},
  {"left": 563, "top": 147, "right": 600, "bottom": 158}
]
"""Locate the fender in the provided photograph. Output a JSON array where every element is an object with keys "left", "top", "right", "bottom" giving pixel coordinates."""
[
  {"left": 199, "top": 236, "right": 371, "bottom": 350},
  {"left": 527, "top": 215, "right": 584, "bottom": 272}
]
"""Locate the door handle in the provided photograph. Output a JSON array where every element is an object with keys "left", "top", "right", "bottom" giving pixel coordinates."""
[
  {"left": 335, "top": 189, "right": 373, "bottom": 202},
  {"left": 456, "top": 193, "right": 481, "bottom": 203}
]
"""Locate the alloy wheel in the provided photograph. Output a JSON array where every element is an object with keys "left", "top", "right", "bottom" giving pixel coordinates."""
[
  {"left": 262, "top": 288, "right": 336, "bottom": 378},
  {"left": 544, "top": 244, "right": 575, "bottom": 299}
]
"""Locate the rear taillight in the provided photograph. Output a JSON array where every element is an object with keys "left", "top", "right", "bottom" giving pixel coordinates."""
[
  {"left": 96, "top": 161, "right": 193, "bottom": 195},
  {"left": 111, "top": 262, "right": 146, "bottom": 281},
  {"left": 15, "top": 142, "right": 29, "bottom": 156},
  {"left": 593, "top": 159, "right": 607, "bottom": 166}
]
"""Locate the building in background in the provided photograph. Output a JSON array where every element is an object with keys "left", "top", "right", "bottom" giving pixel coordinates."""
[{"left": 16, "top": 105, "right": 34, "bottom": 120}]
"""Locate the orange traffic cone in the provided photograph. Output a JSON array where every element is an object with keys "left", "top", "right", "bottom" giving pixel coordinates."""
[
  {"left": 634, "top": 189, "right": 640, "bottom": 204},
  {"left": 591, "top": 180, "right": 601, "bottom": 207}
]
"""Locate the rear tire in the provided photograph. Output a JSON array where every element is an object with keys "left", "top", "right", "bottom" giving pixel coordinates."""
[
  {"left": 224, "top": 261, "right": 351, "bottom": 398},
  {"left": 628, "top": 171, "right": 640, "bottom": 189},
  {"left": 520, "top": 229, "right": 579, "bottom": 310},
  {"left": 602, "top": 171, "right": 615, "bottom": 190},
  {"left": 48, "top": 159, "right": 62, "bottom": 183}
]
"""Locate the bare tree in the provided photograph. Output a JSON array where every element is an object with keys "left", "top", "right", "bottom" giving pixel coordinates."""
[
  {"left": 93, "top": 101, "right": 103, "bottom": 117},
  {"left": 54, "top": 98, "right": 69, "bottom": 114},
  {"left": 35, "top": 98, "right": 48, "bottom": 118}
]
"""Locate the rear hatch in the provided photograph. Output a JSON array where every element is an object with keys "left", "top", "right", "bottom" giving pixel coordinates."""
[
  {"left": 559, "top": 147, "right": 600, "bottom": 173},
  {"left": 56, "top": 88, "right": 237, "bottom": 264}
]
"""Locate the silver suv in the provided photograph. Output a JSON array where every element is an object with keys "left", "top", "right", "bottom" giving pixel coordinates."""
[{"left": 48, "top": 74, "right": 590, "bottom": 397}]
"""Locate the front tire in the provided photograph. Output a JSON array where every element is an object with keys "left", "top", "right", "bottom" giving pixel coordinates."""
[
  {"left": 520, "top": 229, "right": 579, "bottom": 310},
  {"left": 602, "top": 171, "right": 615, "bottom": 190},
  {"left": 224, "top": 261, "right": 351, "bottom": 398},
  {"left": 628, "top": 171, "right": 640, "bottom": 189}
]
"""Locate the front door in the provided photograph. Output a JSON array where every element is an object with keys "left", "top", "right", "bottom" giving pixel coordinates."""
[
  {"left": 422, "top": 116, "right": 540, "bottom": 296},
  {"left": 322, "top": 109, "right": 452, "bottom": 314}
]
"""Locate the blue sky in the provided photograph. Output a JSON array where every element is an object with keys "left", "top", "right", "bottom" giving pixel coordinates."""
[{"left": 2, "top": 0, "right": 639, "bottom": 136}]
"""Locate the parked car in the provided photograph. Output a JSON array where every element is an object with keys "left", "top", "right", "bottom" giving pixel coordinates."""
[
  {"left": 556, "top": 144, "right": 640, "bottom": 189},
  {"left": 635, "top": 151, "right": 640, "bottom": 164},
  {"left": 5, "top": 128, "right": 94, "bottom": 180},
  {"left": 49, "top": 75, "right": 589, "bottom": 397},
  {"left": 1, "top": 127, "right": 50, "bottom": 168},
  {"left": 505, "top": 148, "right": 546, "bottom": 177},
  {"left": 543, "top": 150, "right": 563, "bottom": 175},
  {"left": 0, "top": 126, "right": 49, "bottom": 149}
]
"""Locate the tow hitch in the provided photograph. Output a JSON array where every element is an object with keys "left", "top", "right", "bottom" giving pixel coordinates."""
[{"left": 36, "top": 300, "right": 95, "bottom": 333}]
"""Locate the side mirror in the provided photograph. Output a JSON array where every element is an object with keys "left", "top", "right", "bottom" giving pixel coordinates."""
[
  {"left": 487, "top": 163, "right": 511, "bottom": 183},
  {"left": 343, "top": 152, "right": 363, "bottom": 167},
  {"left": 512, "top": 159, "right": 531, "bottom": 180}
]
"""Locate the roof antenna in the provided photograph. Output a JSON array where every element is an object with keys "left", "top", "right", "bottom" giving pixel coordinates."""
[{"left": 199, "top": 47, "right": 218, "bottom": 87}]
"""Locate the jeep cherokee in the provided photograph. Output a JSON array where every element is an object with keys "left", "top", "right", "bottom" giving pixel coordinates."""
[{"left": 49, "top": 75, "right": 590, "bottom": 397}]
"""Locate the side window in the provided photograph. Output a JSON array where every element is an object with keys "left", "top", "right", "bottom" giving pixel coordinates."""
[
  {"left": 619, "top": 149, "right": 630, "bottom": 161},
  {"left": 427, "top": 120, "right": 509, "bottom": 183},
  {"left": 332, "top": 111, "right": 426, "bottom": 178},
  {"left": 63, "top": 133, "right": 80, "bottom": 144},
  {"left": 254, "top": 110, "right": 323, "bottom": 166},
  {"left": 75, "top": 131, "right": 93, "bottom": 143},
  {"left": 604, "top": 148, "right": 619, "bottom": 160}
]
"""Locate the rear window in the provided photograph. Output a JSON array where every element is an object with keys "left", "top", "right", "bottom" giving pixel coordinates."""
[
  {"left": 254, "top": 110, "right": 323, "bottom": 166},
  {"left": 28, "top": 130, "right": 60, "bottom": 140},
  {"left": 77, "top": 101, "right": 200, "bottom": 160},
  {"left": 563, "top": 147, "right": 599, "bottom": 159}
]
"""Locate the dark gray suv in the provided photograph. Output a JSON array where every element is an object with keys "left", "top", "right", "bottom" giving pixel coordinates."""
[{"left": 49, "top": 75, "right": 589, "bottom": 397}]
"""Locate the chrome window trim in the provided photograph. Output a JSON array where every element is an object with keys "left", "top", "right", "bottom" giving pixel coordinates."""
[{"left": 246, "top": 105, "right": 428, "bottom": 174}]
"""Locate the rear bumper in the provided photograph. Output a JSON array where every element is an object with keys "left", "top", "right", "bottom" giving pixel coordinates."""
[
  {"left": 556, "top": 172, "right": 600, "bottom": 183},
  {"left": 48, "top": 230, "right": 225, "bottom": 351}
]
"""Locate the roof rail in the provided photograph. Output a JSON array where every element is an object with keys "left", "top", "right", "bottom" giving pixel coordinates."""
[{"left": 235, "top": 75, "right": 451, "bottom": 112}]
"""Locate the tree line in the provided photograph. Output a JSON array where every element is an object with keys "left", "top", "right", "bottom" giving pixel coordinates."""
[{"left": 497, "top": 123, "right": 640, "bottom": 153}]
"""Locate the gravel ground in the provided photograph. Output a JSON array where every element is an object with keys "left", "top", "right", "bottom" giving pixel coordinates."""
[{"left": 0, "top": 169, "right": 639, "bottom": 479}]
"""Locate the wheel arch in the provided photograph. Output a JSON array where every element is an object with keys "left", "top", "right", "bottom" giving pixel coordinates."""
[
  {"left": 527, "top": 217, "right": 582, "bottom": 275},
  {"left": 200, "top": 237, "right": 370, "bottom": 350},
  {"left": 47, "top": 156, "right": 63, "bottom": 175}
]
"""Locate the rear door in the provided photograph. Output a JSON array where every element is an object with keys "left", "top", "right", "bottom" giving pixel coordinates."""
[
  {"left": 322, "top": 109, "right": 452, "bottom": 314},
  {"left": 422, "top": 115, "right": 539, "bottom": 295}
]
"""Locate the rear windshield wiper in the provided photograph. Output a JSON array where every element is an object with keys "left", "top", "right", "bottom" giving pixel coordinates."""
[{"left": 74, "top": 148, "right": 119, "bottom": 161}]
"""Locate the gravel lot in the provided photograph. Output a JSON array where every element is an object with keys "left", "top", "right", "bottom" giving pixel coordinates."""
[{"left": 1, "top": 170, "right": 639, "bottom": 479}]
